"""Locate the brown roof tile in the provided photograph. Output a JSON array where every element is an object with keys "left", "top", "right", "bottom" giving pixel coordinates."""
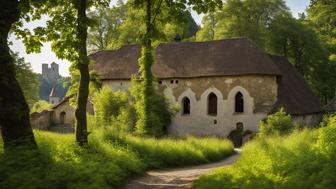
[
  {"left": 269, "top": 55, "right": 322, "bottom": 115},
  {"left": 89, "top": 38, "right": 281, "bottom": 79}
]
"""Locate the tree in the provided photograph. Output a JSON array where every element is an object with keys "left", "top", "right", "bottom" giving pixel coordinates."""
[
  {"left": 196, "top": 0, "right": 289, "bottom": 46},
  {"left": 87, "top": 0, "right": 199, "bottom": 52},
  {"left": 14, "top": 0, "right": 109, "bottom": 146},
  {"left": 87, "top": 0, "right": 126, "bottom": 52},
  {"left": 308, "top": 0, "right": 336, "bottom": 61},
  {"left": 131, "top": 0, "right": 222, "bottom": 136},
  {"left": 0, "top": 0, "right": 37, "bottom": 150},
  {"left": 12, "top": 51, "right": 39, "bottom": 108}
]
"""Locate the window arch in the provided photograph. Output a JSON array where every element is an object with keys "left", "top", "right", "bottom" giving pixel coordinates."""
[
  {"left": 208, "top": 93, "right": 217, "bottom": 115},
  {"left": 182, "top": 97, "right": 190, "bottom": 115},
  {"left": 235, "top": 92, "right": 244, "bottom": 113}
]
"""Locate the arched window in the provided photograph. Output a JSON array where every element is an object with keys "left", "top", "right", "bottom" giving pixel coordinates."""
[
  {"left": 182, "top": 97, "right": 190, "bottom": 115},
  {"left": 235, "top": 92, "right": 244, "bottom": 113},
  {"left": 60, "top": 111, "right": 66, "bottom": 124},
  {"left": 208, "top": 93, "right": 217, "bottom": 115}
]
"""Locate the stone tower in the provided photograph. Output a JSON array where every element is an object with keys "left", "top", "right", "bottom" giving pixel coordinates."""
[
  {"left": 49, "top": 87, "right": 60, "bottom": 105},
  {"left": 42, "top": 62, "right": 60, "bottom": 80}
]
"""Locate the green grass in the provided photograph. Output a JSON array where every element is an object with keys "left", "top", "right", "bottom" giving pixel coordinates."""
[
  {"left": 0, "top": 129, "right": 233, "bottom": 189},
  {"left": 102, "top": 129, "right": 234, "bottom": 168},
  {"left": 193, "top": 127, "right": 336, "bottom": 189}
]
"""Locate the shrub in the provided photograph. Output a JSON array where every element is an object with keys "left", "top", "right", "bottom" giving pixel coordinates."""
[
  {"left": 93, "top": 86, "right": 134, "bottom": 131},
  {"left": 30, "top": 100, "right": 53, "bottom": 113},
  {"left": 259, "top": 108, "right": 295, "bottom": 136},
  {"left": 316, "top": 114, "right": 336, "bottom": 158}
]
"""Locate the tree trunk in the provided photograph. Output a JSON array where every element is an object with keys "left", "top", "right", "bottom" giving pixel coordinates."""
[
  {"left": 0, "top": 0, "right": 37, "bottom": 150},
  {"left": 75, "top": 0, "right": 90, "bottom": 146}
]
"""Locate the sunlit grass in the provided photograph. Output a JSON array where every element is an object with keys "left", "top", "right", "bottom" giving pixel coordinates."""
[
  {"left": 0, "top": 128, "right": 233, "bottom": 189},
  {"left": 193, "top": 129, "right": 336, "bottom": 189}
]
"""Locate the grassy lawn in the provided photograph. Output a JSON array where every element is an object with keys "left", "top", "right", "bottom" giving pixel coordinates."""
[
  {"left": 192, "top": 116, "right": 336, "bottom": 189},
  {"left": 0, "top": 128, "right": 233, "bottom": 189}
]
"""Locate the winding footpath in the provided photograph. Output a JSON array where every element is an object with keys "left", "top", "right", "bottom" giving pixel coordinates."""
[{"left": 122, "top": 149, "right": 241, "bottom": 189}]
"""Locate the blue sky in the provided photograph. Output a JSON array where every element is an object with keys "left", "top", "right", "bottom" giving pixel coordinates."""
[{"left": 10, "top": 0, "right": 310, "bottom": 76}]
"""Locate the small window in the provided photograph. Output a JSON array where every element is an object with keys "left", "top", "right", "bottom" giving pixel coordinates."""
[
  {"left": 182, "top": 97, "right": 190, "bottom": 115},
  {"left": 170, "top": 80, "right": 174, "bottom": 84},
  {"left": 158, "top": 80, "right": 162, "bottom": 84},
  {"left": 214, "top": 120, "right": 217, "bottom": 124},
  {"left": 208, "top": 93, "right": 217, "bottom": 115},
  {"left": 235, "top": 92, "right": 244, "bottom": 113},
  {"left": 120, "top": 82, "right": 123, "bottom": 86},
  {"left": 175, "top": 80, "right": 179, "bottom": 84}
]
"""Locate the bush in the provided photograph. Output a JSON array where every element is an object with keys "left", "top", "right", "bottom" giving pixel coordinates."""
[
  {"left": 92, "top": 86, "right": 135, "bottom": 132},
  {"left": 316, "top": 114, "right": 336, "bottom": 158},
  {"left": 193, "top": 115, "right": 336, "bottom": 189},
  {"left": 30, "top": 100, "right": 53, "bottom": 113},
  {"left": 259, "top": 108, "right": 295, "bottom": 136}
]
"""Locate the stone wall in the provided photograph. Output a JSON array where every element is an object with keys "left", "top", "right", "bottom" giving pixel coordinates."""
[
  {"left": 292, "top": 113, "right": 322, "bottom": 127},
  {"left": 30, "top": 110, "right": 52, "bottom": 130},
  {"left": 102, "top": 75, "right": 278, "bottom": 137}
]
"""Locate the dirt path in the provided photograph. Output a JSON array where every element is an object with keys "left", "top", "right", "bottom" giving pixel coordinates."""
[{"left": 122, "top": 150, "right": 241, "bottom": 189}]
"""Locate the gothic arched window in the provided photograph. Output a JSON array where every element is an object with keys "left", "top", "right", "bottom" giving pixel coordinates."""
[
  {"left": 182, "top": 97, "right": 190, "bottom": 115},
  {"left": 208, "top": 93, "right": 217, "bottom": 115},
  {"left": 235, "top": 92, "right": 244, "bottom": 113}
]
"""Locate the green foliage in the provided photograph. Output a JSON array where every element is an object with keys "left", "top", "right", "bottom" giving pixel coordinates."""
[
  {"left": 193, "top": 115, "right": 336, "bottom": 189},
  {"left": 11, "top": 51, "right": 39, "bottom": 108},
  {"left": 308, "top": 0, "right": 336, "bottom": 61},
  {"left": 87, "top": 0, "right": 200, "bottom": 52},
  {"left": 259, "top": 108, "right": 295, "bottom": 136},
  {"left": 316, "top": 114, "right": 336, "bottom": 158},
  {"left": 0, "top": 128, "right": 234, "bottom": 189},
  {"left": 95, "top": 127, "right": 234, "bottom": 169},
  {"left": 196, "top": 0, "right": 336, "bottom": 102},
  {"left": 30, "top": 100, "right": 53, "bottom": 113},
  {"left": 0, "top": 130, "right": 143, "bottom": 189},
  {"left": 92, "top": 86, "right": 133, "bottom": 132},
  {"left": 131, "top": 77, "right": 174, "bottom": 137}
]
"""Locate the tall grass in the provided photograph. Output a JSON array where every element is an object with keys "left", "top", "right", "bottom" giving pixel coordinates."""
[
  {"left": 0, "top": 128, "right": 233, "bottom": 189},
  {"left": 193, "top": 115, "right": 336, "bottom": 189},
  {"left": 102, "top": 129, "right": 234, "bottom": 168}
]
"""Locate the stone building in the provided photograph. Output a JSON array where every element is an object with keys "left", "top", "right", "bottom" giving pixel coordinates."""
[
  {"left": 42, "top": 62, "right": 60, "bottom": 80},
  {"left": 49, "top": 88, "right": 60, "bottom": 105},
  {"left": 89, "top": 38, "right": 323, "bottom": 137}
]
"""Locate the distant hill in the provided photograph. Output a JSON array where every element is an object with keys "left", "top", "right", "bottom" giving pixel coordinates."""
[{"left": 37, "top": 74, "right": 70, "bottom": 101}]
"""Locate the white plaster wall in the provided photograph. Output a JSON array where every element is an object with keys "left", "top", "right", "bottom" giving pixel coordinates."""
[
  {"left": 103, "top": 80, "right": 131, "bottom": 92},
  {"left": 167, "top": 86, "right": 267, "bottom": 137},
  {"left": 102, "top": 79, "right": 272, "bottom": 137}
]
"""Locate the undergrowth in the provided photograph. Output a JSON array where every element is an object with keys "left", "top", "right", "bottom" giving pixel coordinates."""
[
  {"left": 193, "top": 114, "right": 336, "bottom": 189},
  {"left": 0, "top": 128, "right": 233, "bottom": 189}
]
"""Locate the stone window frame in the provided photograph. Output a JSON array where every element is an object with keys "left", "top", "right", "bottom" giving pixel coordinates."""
[
  {"left": 207, "top": 92, "right": 218, "bottom": 116},
  {"left": 227, "top": 86, "right": 254, "bottom": 115},
  {"left": 201, "top": 87, "right": 223, "bottom": 117},
  {"left": 181, "top": 97, "right": 191, "bottom": 115},
  {"left": 178, "top": 88, "right": 197, "bottom": 117}
]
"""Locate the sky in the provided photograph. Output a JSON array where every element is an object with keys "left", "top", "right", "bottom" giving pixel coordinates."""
[{"left": 9, "top": 0, "right": 311, "bottom": 77}]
